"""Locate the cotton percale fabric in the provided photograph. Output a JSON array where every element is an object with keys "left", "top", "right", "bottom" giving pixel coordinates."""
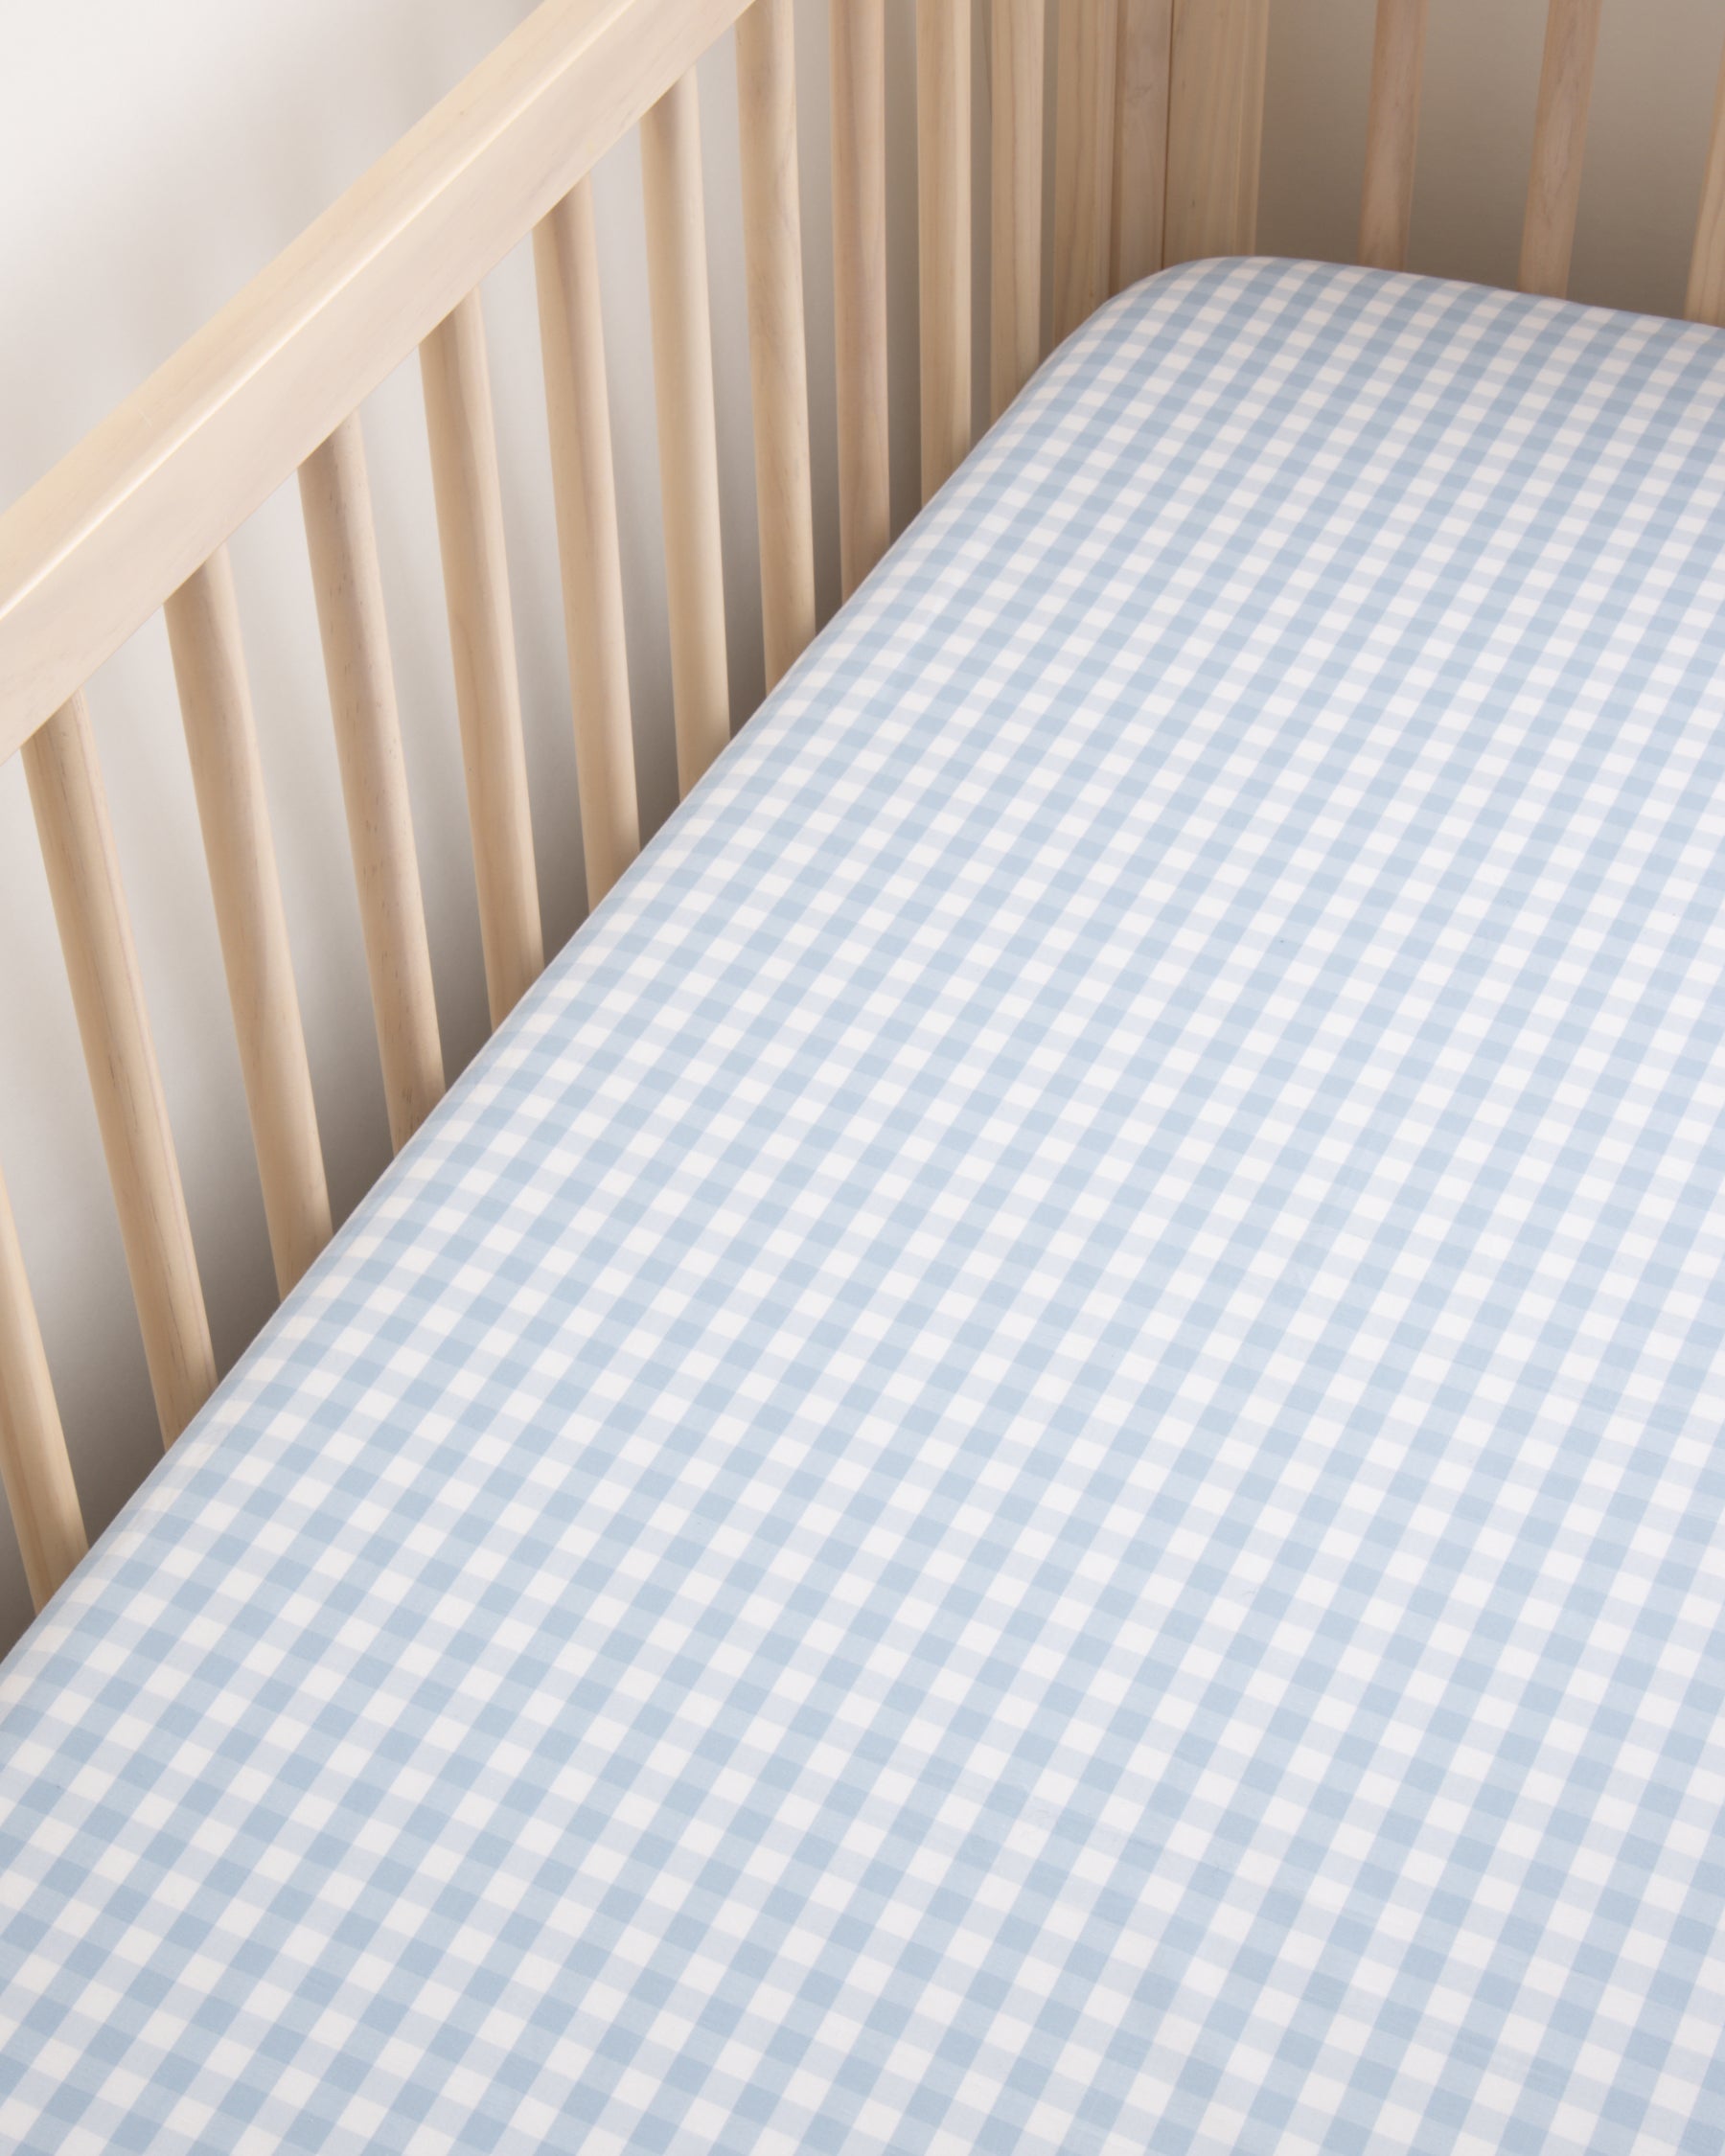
[{"left": 2, "top": 259, "right": 1723, "bottom": 2154}]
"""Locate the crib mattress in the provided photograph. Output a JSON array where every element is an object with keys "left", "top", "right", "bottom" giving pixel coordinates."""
[{"left": 4, "top": 259, "right": 1725, "bottom": 2153}]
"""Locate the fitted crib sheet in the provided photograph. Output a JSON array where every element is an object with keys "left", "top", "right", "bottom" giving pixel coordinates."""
[{"left": 3, "top": 259, "right": 1725, "bottom": 2154}]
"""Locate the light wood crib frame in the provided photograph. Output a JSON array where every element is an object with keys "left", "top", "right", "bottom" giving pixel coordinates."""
[{"left": 2, "top": 0, "right": 1725, "bottom": 1629}]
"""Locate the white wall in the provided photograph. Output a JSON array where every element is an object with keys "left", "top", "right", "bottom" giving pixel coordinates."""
[{"left": 2, "top": 0, "right": 1721, "bottom": 1652}]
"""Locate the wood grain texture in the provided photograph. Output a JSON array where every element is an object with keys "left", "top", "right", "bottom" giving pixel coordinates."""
[
  {"left": 641, "top": 70, "right": 732, "bottom": 794},
  {"left": 830, "top": 0, "right": 890, "bottom": 594},
  {"left": 0, "top": 1158, "right": 86, "bottom": 1611},
  {"left": 1519, "top": 0, "right": 1603, "bottom": 300},
  {"left": 991, "top": 0, "right": 1046, "bottom": 422},
  {"left": 421, "top": 289, "right": 544, "bottom": 1026},
  {"left": 1358, "top": 0, "right": 1427, "bottom": 272},
  {"left": 1164, "top": 0, "right": 1269, "bottom": 266},
  {"left": 299, "top": 416, "right": 446, "bottom": 1152},
  {"left": 1111, "top": 0, "right": 1172, "bottom": 294},
  {"left": 165, "top": 547, "right": 331, "bottom": 1296},
  {"left": 22, "top": 695, "right": 216, "bottom": 1447},
  {"left": 1688, "top": 32, "right": 1725, "bottom": 327},
  {"left": 534, "top": 182, "right": 642, "bottom": 904},
  {"left": 917, "top": 0, "right": 972, "bottom": 502},
  {"left": 736, "top": 0, "right": 817, "bottom": 689},
  {"left": 1054, "top": 0, "right": 1120, "bottom": 342},
  {"left": 0, "top": 0, "right": 758, "bottom": 768}
]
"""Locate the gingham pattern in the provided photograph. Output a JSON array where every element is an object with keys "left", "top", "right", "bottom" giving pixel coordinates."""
[{"left": 3, "top": 260, "right": 1725, "bottom": 2154}]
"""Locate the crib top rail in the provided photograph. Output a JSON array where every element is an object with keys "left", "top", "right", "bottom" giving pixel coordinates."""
[{"left": 0, "top": 0, "right": 747, "bottom": 768}]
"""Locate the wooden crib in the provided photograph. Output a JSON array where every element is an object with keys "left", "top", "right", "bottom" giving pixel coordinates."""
[{"left": 0, "top": 0, "right": 1721, "bottom": 1627}]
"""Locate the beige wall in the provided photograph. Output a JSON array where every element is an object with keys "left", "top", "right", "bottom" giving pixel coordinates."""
[
  {"left": 1260, "top": 1, "right": 1724, "bottom": 318},
  {"left": 1, "top": 0, "right": 1720, "bottom": 1651}
]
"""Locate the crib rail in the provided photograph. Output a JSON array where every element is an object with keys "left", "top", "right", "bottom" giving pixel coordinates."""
[
  {"left": 5, "top": 0, "right": 1725, "bottom": 1620},
  {"left": 1358, "top": 0, "right": 1426, "bottom": 273},
  {"left": 0, "top": 0, "right": 746, "bottom": 767},
  {"left": 830, "top": 0, "right": 891, "bottom": 594}
]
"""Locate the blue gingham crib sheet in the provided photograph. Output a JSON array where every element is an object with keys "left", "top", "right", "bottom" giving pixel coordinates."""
[{"left": 4, "top": 258, "right": 1725, "bottom": 2154}]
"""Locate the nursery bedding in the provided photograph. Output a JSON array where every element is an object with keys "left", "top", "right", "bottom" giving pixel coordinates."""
[{"left": 1, "top": 259, "right": 1724, "bottom": 2153}]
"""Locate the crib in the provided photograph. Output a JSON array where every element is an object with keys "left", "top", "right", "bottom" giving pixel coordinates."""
[{"left": 2, "top": 2, "right": 1724, "bottom": 2148}]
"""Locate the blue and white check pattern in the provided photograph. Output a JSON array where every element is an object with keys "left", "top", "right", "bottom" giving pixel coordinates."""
[{"left": 3, "top": 259, "right": 1725, "bottom": 2152}]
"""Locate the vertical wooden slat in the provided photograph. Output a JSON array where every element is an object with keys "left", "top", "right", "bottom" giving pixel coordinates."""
[
  {"left": 641, "top": 71, "right": 732, "bottom": 795},
  {"left": 1054, "top": 0, "right": 1120, "bottom": 342},
  {"left": 830, "top": 0, "right": 891, "bottom": 594},
  {"left": 1519, "top": 0, "right": 1604, "bottom": 301},
  {"left": 737, "top": 0, "right": 817, "bottom": 691},
  {"left": 300, "top": 416, "right": 445, "bottom": 1153},
  {"left": 1164, "top": 0, "right": 1270, "bottom": 266},
  {"left": 420, "top": 288, "right": 543, "bottom": 1027},
  {"left": 992, "top": 0, "right": 1046, "bottom": 422},
  {"left": 534, "top": 181, "right": 642, "bottom": 906},
  {"left": 1111, "top": 0, "right": 1173, "bottom": 294},
  {"left": 22, "top": 694, "right": 217, "bottom": 1447},
  {"left": 1687, "top": 35, "right": 1725, "bottom": 327},
  {"left": 917, "top": 0, "right": 972, "bottom": 503},
  {"left": 1358, "top": 0, "right": 1427, "bottom": 272},
  {"left": 1235, "top": 6, "right": 1269, "bottom": 252},
  {"left": 165, "top": 547, "right": 331, "bottom": 1297},
  {"left": 0, "top": 1158, "right": 85, "bottom": 1611}
]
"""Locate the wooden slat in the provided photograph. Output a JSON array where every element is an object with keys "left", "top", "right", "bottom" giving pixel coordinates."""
[
  {"left": 0, "top": 1158, "right": 85, "bottom": 1612},
  {"left": 299, "top": 416, "right": 446, "bottom": 1152},
  {"left": 164, "top": 548, "right": 331, "bottom": 1297},
  {"left": 830, "top": 0, "right": 890, "bottom": 595},
  {"left": 1054, "top": 0, "right": 1120, "bottom": 343},
  {"left": 421, "top": 289, "right": 544, "bottom": 1027},
  {"left": 991, "top": 0, "right": 1046, "bottom": 422},
  {"left": 534, "top": 182, "right": 642, "bottom": 905},
  {"left": 1687, "top": 34, "right": 1725, "bottom": 327},
  {"left": 1111, "top": 0, "right": 1173, "bottom": 294},
  {"left": 641, "top": 70, "right": 732, "bottom": 793},
  {"left": 917, "top": 0, "right": 972, "bottom": 502},
  {"left": 1519, "top": 0, "right": 1604, "bottom": 301},
  {"left": 0, "top": 0, "right": 767, "bottom": 767},
  {"left": 736, "top": 0, "right": 817, "bottom": 690},
  {"left": 22, "top": 694, "right": 217, "bottom": 1446},
  {"left": 1358, "top": 0, "right": 1427, "bottom": 273},
  {"left": 1164, "top": 0, "right": 1270, "bottom": 266}
]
